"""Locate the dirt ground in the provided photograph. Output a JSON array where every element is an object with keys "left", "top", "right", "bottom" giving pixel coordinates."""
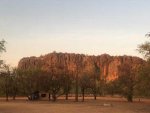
[{"left": 0, "top": 97, "right": 150, "bottom": 113}]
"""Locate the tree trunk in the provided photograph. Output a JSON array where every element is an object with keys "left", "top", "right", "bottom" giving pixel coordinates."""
[
  {"left": 127, "top": 88, "right": 133, "bottom": 102},
  {"left": 92, "top": 89, "right": 97, "bottom": 100},
  {"left": 13, "top": 95, "right": 16, "bottom": 100},
  {"left": 127, "top": 95, "right": 133, "bottom": 102},
  {"left": 52, "top": 93, "right": 56, "bottom": 102},
  {"left": 75, "top": 73, "right": 78, "bottom": 102},
  {"left": 94, "top": 94, "right": 97, "bottom": 100},
  {"left": 65, "top": 92, "right": 68, "bottom": 100},
  {"left": 6, "top": 93, "right": 8, "bottom": 101},
  {"left": 12, "top": 90, "right": 17, "bottom": 100},
  {"left": 49, "top": 93, "right": 51, "bottom": 101},
  {"left": 82, "top": 88, "right": 85, "bottom": 102}
]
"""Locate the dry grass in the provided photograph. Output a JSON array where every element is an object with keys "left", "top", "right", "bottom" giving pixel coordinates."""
[{"left": 0, "top": 97, "right": 150, "bottom": 113}]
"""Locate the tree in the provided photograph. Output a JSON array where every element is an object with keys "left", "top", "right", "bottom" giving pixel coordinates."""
[
  {"left": 17, "top": 68, "right": 41, "bottom": 98},
  {"left": 75, "top": 64, "right": 80, "bottom": 102},
  {"left": 48, "top": 67, "right": 66, "bottom": 102},
  {"left": 9, "top": 68, "right": 19, "bottom": 100},
  {"left": 37, "top": 70, "right": 52, "bottom": 101},
  {"left": 61, "top": 71, "right": 73, "bottom": 100},
  {"left": 0, "top": 39, "right": 6, "bottom": 53},
  {"left": 99, "top": 78, "right": 107, "bottom": 96},
  {"left": 136, "top": 33, "right": 150, "bottom": 97},
  {"left": 136, "top": 61, "right": 150, "bottom": 97},
  {"left": 89, "top": 63, "right": 100, "bottom": 100},
  {"left": 50, "top": 73, "right": 63, "bottom": 101},
  {"left": 0, "top": 39, "right": 6, "bottom": 66},
  {"left": 0, "top": 64, "right": 11, "bottom": 101},
  {"left": 79, "top": 73, "right": 91, "bottom": 102},
  {"left": 137, "top": 33, "right": 150, "bottom": 60},
  {"left": 0, "top": 39, "right": 6, "bottom": 97},
  {"left": 117, "top": 63, "right": 136, "bottom": 102},
  {"left": 106, "top": 80, "right": 118, "bottom": 96}
]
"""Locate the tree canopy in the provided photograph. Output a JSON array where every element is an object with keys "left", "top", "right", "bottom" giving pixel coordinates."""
[
  {"left": 138, "top": 33, "right": 150, "bottom": 60},
  {"left": 136, "top": 33, "right": 150, "bottom": 97},
  {"left": 0, "top": 39, "right": 6, "bottom": 66},
  {"left": 0, "top": 39, "right": 6, "bottom": 53}
]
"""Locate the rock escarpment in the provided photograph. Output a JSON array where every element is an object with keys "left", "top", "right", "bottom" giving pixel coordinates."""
[{"left": 18, "top": 52, "right": 144, "bottom": 81}]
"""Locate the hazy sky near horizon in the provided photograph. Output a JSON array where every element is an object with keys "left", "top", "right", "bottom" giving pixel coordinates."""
[{"left": 0, "top": 0, "right": 150, "bottom": 66}]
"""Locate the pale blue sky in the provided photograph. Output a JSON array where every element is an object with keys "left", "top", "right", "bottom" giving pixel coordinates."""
[{"left": 0, "top": 0, "right": 150, "bottom": 66}]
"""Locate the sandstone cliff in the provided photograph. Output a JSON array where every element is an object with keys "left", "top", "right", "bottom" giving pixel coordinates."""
[{"left": 18, "top": 52, "right": 144, "bottom": 81}]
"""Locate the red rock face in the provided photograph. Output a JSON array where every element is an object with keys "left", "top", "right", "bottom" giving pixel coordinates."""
[{"left": 18, "top": 52, "right": 144, "bottom": 81}]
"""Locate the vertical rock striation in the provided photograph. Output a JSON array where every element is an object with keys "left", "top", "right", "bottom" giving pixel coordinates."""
[{"left": 18, "top": 52, "right": 144, "bottom": 81}]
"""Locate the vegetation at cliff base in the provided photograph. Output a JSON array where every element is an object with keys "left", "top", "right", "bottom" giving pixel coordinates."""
[{"left": 0, "top": 36, "right": 150, "bottom": 102}]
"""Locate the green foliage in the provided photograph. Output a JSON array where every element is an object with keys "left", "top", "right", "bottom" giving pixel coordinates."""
[
  {"left": 106, "top": 80, "right": 120, "bottom": 96},
  {"left": 17, "top": 67, "right": 74, "bottom": 101},
  {"left": 136, "top": 61, "right": 150, "bottom": 97},
  {"left": 79, "top": 73, "right": 91, "bottom": 89},
  {"left": 0, "top": 39, "right": 6, "bottom": 66},
  {"left": 61, "top": 72, "right": 73, "bottom": 100},
  {"left": 138, "top": 41, "right": 150, "bottom": 60},
  {"left": 0, "top": 65, "right": 12, "bottom": 101},
  {"left": 98, "top": 78, "right": 106, "bottom": 96},
  {"left": 17, "top": 68, "right": 45, "bottom": 96},
  {"left": 0, "top": 39, "right": 7, "bottom": 97},
  {"left": 116, "top": 64, "right": 136, "bottom": 102},
  {"left": 0, "top": 73, "right": 11, "bottom": 99},
  {"left": 0, "top": 39, "right": 6, "bottom": 53},
  {"left": 78, "top": 63, "right": 100, "bottom": 100},
  {"left": 136, "top": 33, "right": 150, "bottom": 97},
  {"left": 138, "top": 33, "right": 150, "bottom": 60}
]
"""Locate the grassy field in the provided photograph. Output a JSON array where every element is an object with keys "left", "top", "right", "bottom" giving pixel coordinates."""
[{"left": 0, "top": 97, "right": 150, "bottom": 113}]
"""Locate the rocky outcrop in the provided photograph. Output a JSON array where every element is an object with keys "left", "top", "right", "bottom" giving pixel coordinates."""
[{"left": 18, "top": 52, "right": 144, "bottom": 81}]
